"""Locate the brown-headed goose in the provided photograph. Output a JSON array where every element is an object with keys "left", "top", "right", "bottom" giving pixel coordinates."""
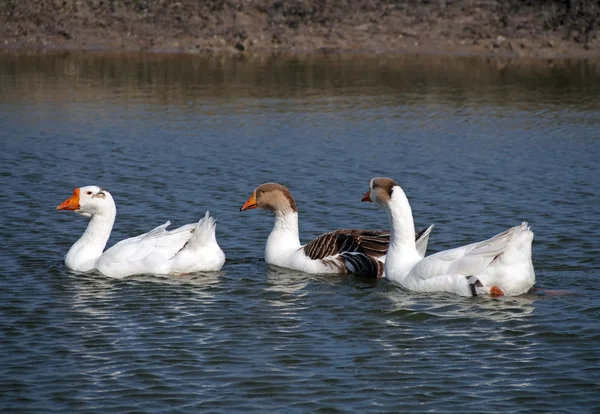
[
  {"left": 362, "top": 177, "right": 535, "bottom": 296},
  {"left": 240, "top": 182, "right": 433, "bottom": 277},
  {"left": 57, "top": 186, "right": 225, "bottom": 278}
]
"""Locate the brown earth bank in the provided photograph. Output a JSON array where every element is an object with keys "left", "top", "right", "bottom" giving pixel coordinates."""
[{"left": 1, "top": 0, "right": 600, "bottom": 58}]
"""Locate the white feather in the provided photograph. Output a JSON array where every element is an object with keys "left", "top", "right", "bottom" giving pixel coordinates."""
[
  {"left": 368, "top": 179, "right": 535, "bottom": 297},
  {"left": 59, "top": 186, "right": 225, "bottom": 278}
]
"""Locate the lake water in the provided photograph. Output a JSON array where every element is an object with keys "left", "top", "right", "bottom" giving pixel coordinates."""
[{"left": 1, "top": 51, "right": 599, "bottom": 412}]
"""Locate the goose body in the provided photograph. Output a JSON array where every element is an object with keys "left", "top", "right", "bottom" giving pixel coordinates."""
[
  {"left": 362, "top": 177, "right": 535, "bottom": 296},
  {"left": 57, "top": 186, "right": 225, "bottom": 278},
  {"left": 240, "top": 183, "right": 433, "bottom": 277}
]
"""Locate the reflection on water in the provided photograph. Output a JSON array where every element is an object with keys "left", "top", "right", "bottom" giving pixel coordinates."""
[
  {"left": 384, "top": 286, "right": 536, "bottom": 323},
  {"left": 69, "top": 271, "right": 222, "bottom": 319},
  {"left": 1, "top": 50, "right": 599, "bottom": 412},
  {"left": 265, "top": 266, "right": 311, "bottom": 297},
  {"left": 1, "top": 50, "right": 600, "bottom": 109}
]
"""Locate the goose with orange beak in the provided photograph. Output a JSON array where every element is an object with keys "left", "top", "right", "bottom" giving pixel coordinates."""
[
  {"left": 57, "top": 185, "right": 225, "bottom": 277},
  {"left": 240, "top": 182, "right": 433, "bottom": 277},
  {"left": 361, "top": 177, "right": 535, "bottom": 296}
]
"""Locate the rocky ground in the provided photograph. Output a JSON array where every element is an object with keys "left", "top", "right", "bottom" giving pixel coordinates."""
[{"left": 1, "top": 0, "right": 599, "bottom": 58}]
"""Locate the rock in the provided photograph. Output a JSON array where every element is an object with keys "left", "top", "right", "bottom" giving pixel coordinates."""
[{"left": 494, "top": 35, "right": 506, "bottom": 47}]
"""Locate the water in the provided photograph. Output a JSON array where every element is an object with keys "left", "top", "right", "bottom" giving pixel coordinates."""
[{"left": 1, "top": 51, "right": 599, "bottom": 412}]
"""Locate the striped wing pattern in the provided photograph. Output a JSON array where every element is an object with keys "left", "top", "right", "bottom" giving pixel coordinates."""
[
  {"left": 303, "top": 229, "right": 390, "bottom": 278},
  {"left": 303, "top": 229, "right": 390, "bottom": 260}
]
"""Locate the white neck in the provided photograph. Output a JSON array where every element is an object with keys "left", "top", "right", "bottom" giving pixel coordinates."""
[
  {"left": 383, "top": 187, "right": 421, "bottom": 277},
  {"left": 264, "top": 210, "right": 301, "bottom": 265},
  {"left": 65, "top": 208, "right": 116, "bottom": 272}
]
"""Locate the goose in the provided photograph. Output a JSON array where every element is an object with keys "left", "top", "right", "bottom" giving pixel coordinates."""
[
  {"left": 240, "top": 183, "right": 433, "bottom": 277},
  {"left": 56, "top": 186, "right": 225, "bottom": 278},
  {"left": 361, "top": 177, "right": 535, "bottom": 296}
]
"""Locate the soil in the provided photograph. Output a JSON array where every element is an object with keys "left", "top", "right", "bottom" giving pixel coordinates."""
[{"left": 1, "top": 0, "right": 600, "bottom": 58}]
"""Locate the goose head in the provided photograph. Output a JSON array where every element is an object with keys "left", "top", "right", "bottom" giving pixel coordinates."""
[
  {"left": 57, "top": 185, "right": 115, "bottom": 218},
  {"left": 240, "top": 183, "right": 297, "bottom": 215},
  {"left": 361, "top": 177, "right": 398, "bottom": 208}
]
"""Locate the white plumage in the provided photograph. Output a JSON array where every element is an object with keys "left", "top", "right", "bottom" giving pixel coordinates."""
[
  {"left": 241, "top": 182, "right": 432, "bottom": 277},
  {"left": 362, "top": 177, "right": 535, "bottom": 297},
  {"left": 57, "top": 186, "right": 225, "bottom": 278}
]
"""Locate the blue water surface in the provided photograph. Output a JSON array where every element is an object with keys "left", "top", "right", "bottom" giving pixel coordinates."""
[{"left": 0, "top": 52, "right": 599, "bottom": 412}]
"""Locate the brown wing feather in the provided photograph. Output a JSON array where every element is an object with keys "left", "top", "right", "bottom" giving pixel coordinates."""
[
  {"left": 303, "top": 226, "right": 431, "bottom": 261},
  {"left": 303, "top": 229, "right": 390, "bottom": 261},
  {"left": 302, "top": 227, "right": 431, "bottom": 278}
]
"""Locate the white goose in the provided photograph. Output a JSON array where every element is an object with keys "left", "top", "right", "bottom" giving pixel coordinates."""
[
  {"left": 240, "top": 182, "right": 433, "bottom": 277},
  {"left": 57, "top": 186, "right": 225, "bottom": 278},
  {"left": 362, "top": 177, "right": 535, "bottom": 296}
]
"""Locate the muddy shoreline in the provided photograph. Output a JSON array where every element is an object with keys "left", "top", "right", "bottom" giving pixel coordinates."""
[{"left": 2, "top": 1, "right": 599, "bottom": 59}]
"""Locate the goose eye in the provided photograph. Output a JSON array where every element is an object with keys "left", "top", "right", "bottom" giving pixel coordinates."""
[
  {"left": 86, "top": 191, "right": 92, "bottom": 195},
  {"left": 260, "top": 190, "right": 265, "bottom": 194}
]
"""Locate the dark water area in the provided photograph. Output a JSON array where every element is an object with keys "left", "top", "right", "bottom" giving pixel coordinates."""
[{"left": 1, "top": 51, "right": 599, "bottom": 412}]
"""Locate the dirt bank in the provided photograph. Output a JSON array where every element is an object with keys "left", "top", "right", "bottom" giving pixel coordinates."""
[{"left": 1, "top": 0, "right": 599, "bottom": 58}]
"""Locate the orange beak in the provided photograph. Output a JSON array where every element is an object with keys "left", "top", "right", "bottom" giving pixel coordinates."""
[
  {"left": 240, "top": 192, "right": 258, "bottom": 211},
  {"left": 361, "top": 190, "right": 372, "bottom": 202},
  {"left": 57, "top": 188, "right": 81, "bottom": 211}
]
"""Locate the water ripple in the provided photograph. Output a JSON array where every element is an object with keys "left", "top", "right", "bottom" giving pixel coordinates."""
[{"left": 1, "top": 52, "right": 599, "bottom": 412}]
